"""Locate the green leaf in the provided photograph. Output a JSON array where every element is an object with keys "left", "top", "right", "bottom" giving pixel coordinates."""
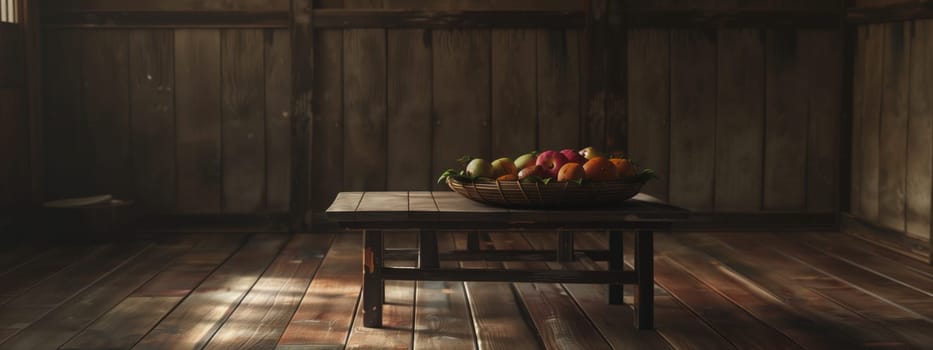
[
  {"left": 457, "top": 155, "right": 472, "bottom": 165},
  {"left": 542, "top": 177, "right": 552, "bottom": 185},
  {"left": 572, "top": 178, "right": 583, "bottom": 185}
]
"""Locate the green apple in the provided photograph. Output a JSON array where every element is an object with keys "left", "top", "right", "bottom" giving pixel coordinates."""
[
  {"left": 579, "top": 146, "right": 603, "bottom": 160},
  {"left": 465, "top": 158, "right": 493, "bottom": 178},
  {"left": 514, "top": 152, "right": 537, "bottom": 170},
  {"left": 491, "top": 157, "right": 518, "bottom": 177}
]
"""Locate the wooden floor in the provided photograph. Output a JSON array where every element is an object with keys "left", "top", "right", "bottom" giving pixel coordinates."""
[{"left": 1, "top": 230, "right": 932, "bottom": 350}]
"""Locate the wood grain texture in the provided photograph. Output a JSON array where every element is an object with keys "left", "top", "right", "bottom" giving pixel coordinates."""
[
  {"left": 43, "top": 30, "right": 90, "bottom": 199},
  {"left": 627, "top": 29, "right": 670, "bottom": 201},
  {"left": 129, "top": 29, "right": 175, "bottom": 212},
  {"left": 537, "top": 29, "right": 580, "bottom": 152},
  {"left": 204, "top": 234, "right": 333, "bottom": 350},
  {"left": 878, "top": 23, "right": 910, "bottom": 231},
  {"left": 851, "top": 26, "right": 866, "bottom": 216},
  {"left": 265, "top": 29, "right": 292, "bottom": 212},
  {"left": 133, "top": 234, "right": 288, "bottom": 350},
  {"left": 669, "top": 29, "right": 716, "bottom": 211},
  {"left": 491, "top": 29, "right": 536, "bottom": 158},
  {"left": 907, "top": 20, "right": 933, "bottom": 241},
  {"left": 583, "top": 0, "right": 607, "bottom": 151},
  {"left": 859, "top": 24, "right": 885, "bottom": 221},
  {"left": 1, "top": 245, "right": 186, "bottom": 349},
  {"left": 175, "top": 29, "right": 222, "bottom": 213},
  {"left": 804, "top": 30, "right": 841, "bottom": 212},
  {"left": 432, "top": 29, "right": 491, "bottom": 189},
  {"left": 343, "top": 27, "right": 387, "bottom": 192},
  {"left": 63, "top": 235, "right": 247, "bottom": 350},
  {"left": 82, "top": 29, "right": 131, "bottom": 198},
  {"left": 0, "top": 246, "right": 97, "bottom": 297},
  {"left": 763, "top": 30, "right": 808, "bottom": 210},
  {"left": 310, "top": 29, "right": 343, "bottom": 211},
  {"left": 221, "top": 29, "right": 266, "bottom": 213},
  {"left": 277, "top": 233, "right": 362, "bottom": 347},
  {"left": 715, "top": 29, "right": 764, "bottom": 211},
  {"left": 387, "top": 29, "right": 432, "bottom": 191},
  {"left": 603, "top": 0, "right": 627, "bottom": 154},
  {"left": 413, "top": 233, "right": 475, "bottom": 350},
  {"left": 43, "top": 0, "right": 291, "bottom": 11}
]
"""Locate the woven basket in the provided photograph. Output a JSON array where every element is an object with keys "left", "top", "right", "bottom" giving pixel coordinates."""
[{"left": 446, "top": 177, "right": 643, "bottom": 208}]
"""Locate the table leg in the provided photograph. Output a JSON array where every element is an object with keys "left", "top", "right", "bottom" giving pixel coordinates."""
[
  {"left": 420, "top": 230, "right": 440, "bottom": 269},
  {"left": 609, "top": 230, "right": 624, "bottom": 304},
  {"left": 634, "top": 230, "right": 654, "bottom": 329},
  {"left": 558, "top": 231, "right": 574, "bottom": 262},
  {"left": 363, "top": 230, "right": 384, "bottom": 328},
  {"left": 467, "top": 231, "right": 481, "bottom": 251}
]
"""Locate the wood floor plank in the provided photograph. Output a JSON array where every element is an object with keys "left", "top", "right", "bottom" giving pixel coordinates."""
[
  {"left": 0, "top": 242, "right": 150, "bottom": 343},
  {"left": 277, "top": 233, "right": 362, "bottom": 348},
  {"left": 204, "top": 234, "right": 334, "bottom": 350},
  {"left": 0, "top": 245, "right": 97, "bottom": 297},
  {"left": 523, "top": 233, "right": 673, "bottom": 350},
  {"left": 133, "top": 234, "right": 289, "bottom": 350},
  {"left": 344, "top": 232, "right": 417, "bottom": 349},
  {"left": 0, "top": 244, "right": 50, "bottom": 275},
  {"left": 414, "top": 233, "right": 476, "bottom": 350},
  {"left": 678, "top": 233, "right": 915, "bottom": 349},
  {"left": 715, "top": 232, "right": 933, "bottom": 349},
  {"left": 650, "top": 234, "right": 863, "bottom": 350},
  {"left": 490, "top": 232, "right": 612, "bottom": 350},
  {"left": 458, "top": 233, "right": 540, "bottom": 350},
  {"left": 62, "top": 234, "right": 248, "bottom": 350},
  {"left": 1, "top": 244, "right": 189, "bottom": 349},
  {"left": 822, "top": 231, "right": 933, "bottom": 280}
]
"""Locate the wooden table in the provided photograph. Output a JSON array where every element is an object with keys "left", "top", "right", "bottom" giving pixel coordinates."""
[{"left": 325, "top": 191, "right": 689, "bottom": 330}]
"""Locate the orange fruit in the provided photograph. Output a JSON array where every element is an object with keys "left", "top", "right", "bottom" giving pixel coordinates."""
[
  {"left": 610, "top": 158, "right": 636, "bottom": 178},
  {"left": 582, "top": 157, "right": 618, "bottom": 181},
  {"left": 497, "top": 174, "right": 518, "bottom": 181},
  {"left": 557, "top": 163, "right": 585, "bottom": 182}
]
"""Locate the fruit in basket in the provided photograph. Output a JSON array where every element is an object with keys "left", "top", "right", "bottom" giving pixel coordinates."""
[
  {"left": 557, "top": 163, "right": 585, "bottom": 183},
  {"left": 561, "top": 149, "right": 587, "bottom": 164},
  {"left": 583, "top": 157, "right": 618, "bottom": 181},
  {"left": 518, "top": 165, "right": 548, "bottom": 180},
  {"left": 497, "top": 174, "right": 518, "bottom": 181},
  {"left": 491, "top": 157, "right": 518, "bottom": 178},
  {"left": 579, "top": 146, "right": 603, "bottom": 160},
  {"left": 536, "top": 150, "right": 568, "bottom": 178},
  {"left": 610, "top": 158, "right": 637, "bottom": 178},
  {"left": 465, "top": 158, "right": 493, "bottom": 178},
  {"left": 514, "top": 152, "right": 537, "bottom": 170}
]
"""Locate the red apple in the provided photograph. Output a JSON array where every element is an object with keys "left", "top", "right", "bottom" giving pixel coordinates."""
[
  {"left": 536, "top": 150, "right": 568, "bottom": 178},
  {"left": 518, "top": 165, "right": 548, "bottom": 180},
  {"left": 560, "top": 149, "right": 587, "bottom": 164}
]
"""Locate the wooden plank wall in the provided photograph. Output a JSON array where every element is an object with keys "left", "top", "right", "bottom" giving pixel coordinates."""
[
  {"left": 851, "top": 18, "right": 933, "bottom": 243},
  {"left": 41, "top": 27, "right": 292, "bottom": 214},
  {"left": 37, "top": 0, "right": 844, "bottom": 221},
  {"left": 0, "top": 19, "right": 30, "bottom": 212}
]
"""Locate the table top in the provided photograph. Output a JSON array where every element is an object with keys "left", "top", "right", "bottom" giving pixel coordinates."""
[{"left": 325, "top": 191, "right": 688, "bottom": 229}]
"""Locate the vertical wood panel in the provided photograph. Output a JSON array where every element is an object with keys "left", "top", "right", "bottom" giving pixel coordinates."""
[
  {"left": 265, "top": 29, "right": 291, "bottom": 212},
  {"left": 537, "top": 29, "right": 580, "bottom": 152},
  {"left": 859, "top": 24, "right": 885, "bottom": 221},
  {"left": 763, "top": 30, "right": 808, "bottom": 210},
  {"left": 907, "top": 20, "right": 933, "bottom": 241},
  {"left": 0, "top": 89, "right": 26, "bottom": 207},
  {"left": 604, "top": 0, "right": 628, "bottom": 154},
  {"left": 82, "top": 30, "right": 131, "bottom": 198},
  {"left": 129, "top": 30, "right": 175, "bottom": 212},
  {"left": 584, "top": 0, "right": 607, "bottom": 151},
  {"left": 491, "top": 29, "right": 536, "bottom": 157},
  {"left": 175, "top": 29, "right": 222, "bottom": 213},
  {"left": 850, "top": 26, "right": 867, "bottom": 216},
  {"left": 804, "top": 30, "right": 842, "bottom": 212},
  {"left": 43, "top": 30, "right": 90, "bottom": 199},
  {"left": 310, "top": 29, "right": 342, "bottom": 211},
  {"left": 669, "top": 30, "right": 716, "bottom": 211},
  {"left": 387, "top": 29, "right": 432, "bottom": 190},
  {"left": 715, "top": 29, "right": 764, "bottom": 211},
  {"left": 221, "top": 29, "right": 266, "bottom": 213},
  {"left": 627, "top": 29, "right": 670, "bottom": 201},
  {"left": 343, "top": 28, "right": 387, "bottom": 191},
  {"left": 432, "top": 29, "right": 491, "bottom": 188},
  {"left": 878, "top": 23, "right": 910, "bottom": 231}
]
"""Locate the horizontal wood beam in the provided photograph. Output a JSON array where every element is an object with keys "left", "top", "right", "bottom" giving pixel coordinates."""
[
  {"left": 384, "top": 248, "right": 613, "bottom": 261},
  {"left": 846, "top": 2, "right": 933, "bottom": 24},
  {"left": 382, "top": 267, "right": 636, "bottom": 284},
  {"left": 40, "top": 9, "right": 845, "bottom": 29}
]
